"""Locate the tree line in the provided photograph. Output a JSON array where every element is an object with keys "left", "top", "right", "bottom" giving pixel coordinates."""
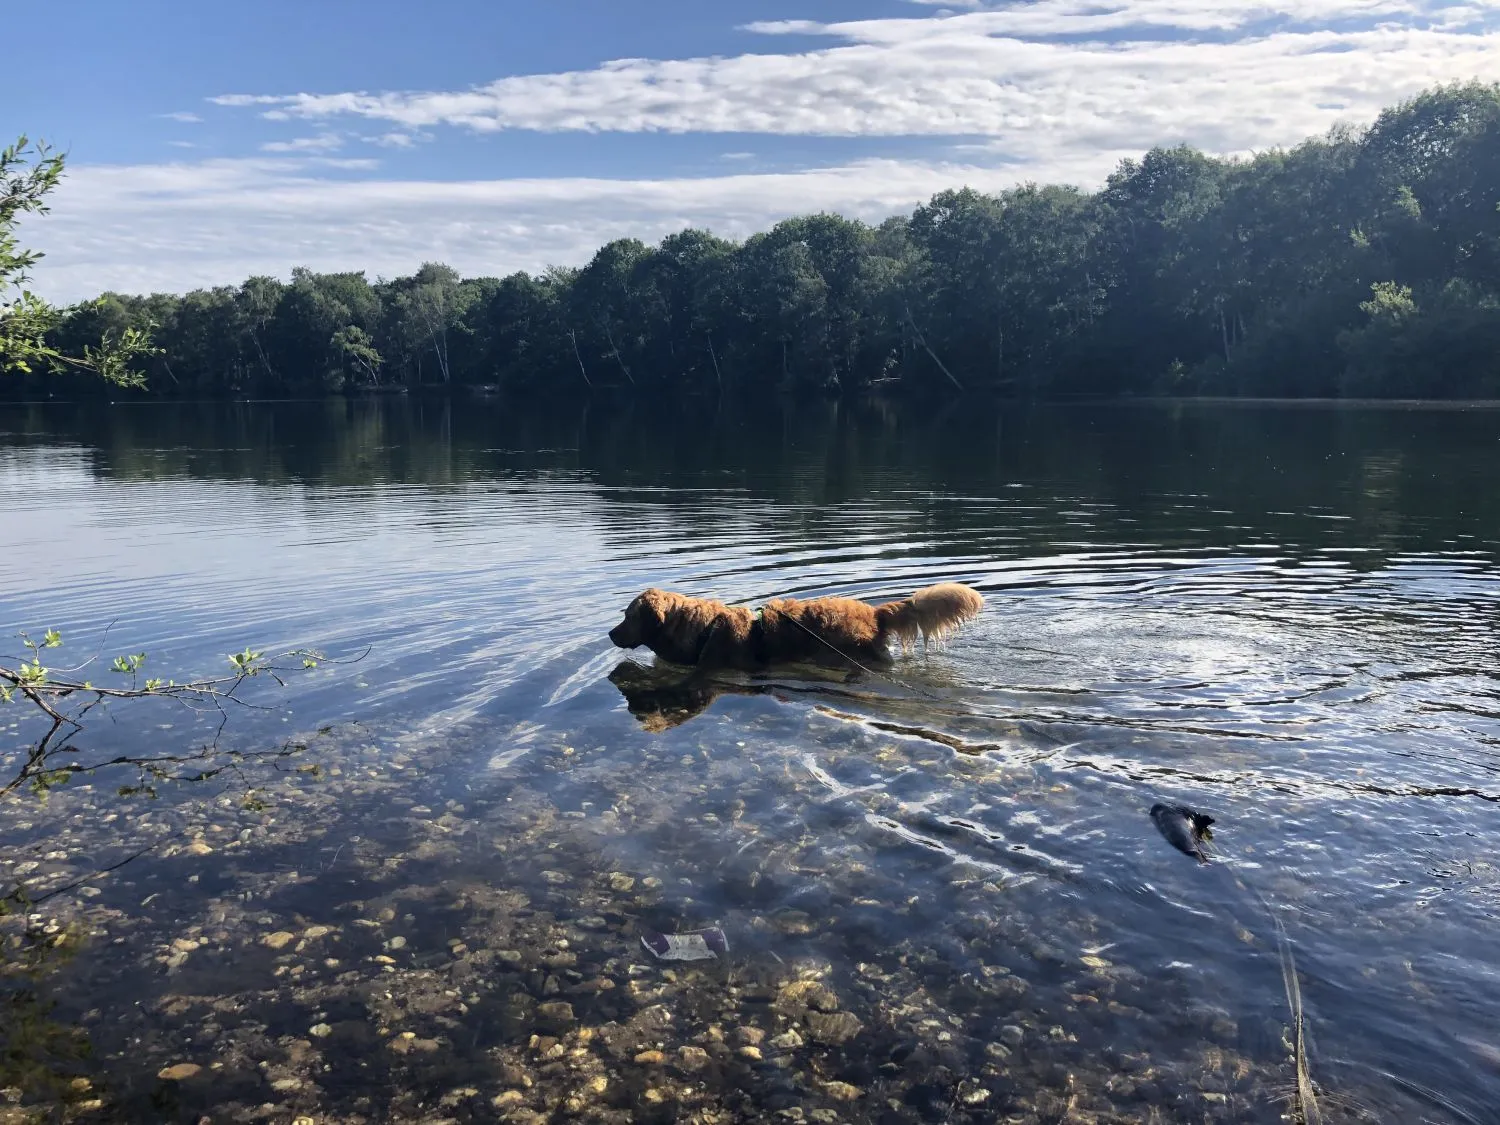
[{"left": 26, "top": 83, "right": 1500, "bottom": 401}]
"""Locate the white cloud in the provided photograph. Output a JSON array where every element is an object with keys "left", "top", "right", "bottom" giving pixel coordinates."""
[
  {"left": 211, "top": 1, "right": 1498, "bottom": 162},
  {"left": 210, "top": 94, "right": 286, "bottom": 107},
  {"left": 26, "top": 155, "right": 1036, "bottom": 301},
  {"left": 311, "top": 157, "right": 382, "bottom": 170},
  {"left": 753, "top": 1, "right": 1490, "bottom": 37},
  {"left": 738, "top": 18, "right": 827, "bottom": 34},
  {"left": 23, "top": 1, "right": 1500, "bottom": 302},
  {"left": 167, "top": 141, "right": 196, "bottom": 149},
  {"left": 259, "top": 133, "right": 345, "bottom": 153},
  {"left": 160, "top": 111, "right": 203, "bottom": 124}
]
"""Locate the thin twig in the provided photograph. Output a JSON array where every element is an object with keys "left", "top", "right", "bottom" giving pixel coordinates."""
[{"left": 19, "top": 841, "right": 162, "bottom": 907}]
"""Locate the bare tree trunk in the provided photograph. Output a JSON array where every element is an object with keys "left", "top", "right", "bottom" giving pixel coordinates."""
[
  {"left": 415, "top": 292, "right": 452, "bottom": 384},
  {"left": 904, "top": 305, "right": 964, "bottom": 391},
  {"left": 1220, "top": 306, "right": 1231, "bottom": 363},
  {"left": 602, "top": 321, "right": 635, "bottom": 385},
  {"left": 706, "top": 333, "right": 723, "bottom": 388},
  {"left": 248, "top": 327, "right": 275, "bottom": 380},
  {"left": 568, "top": 330, "right": 593, "bottom": 388},
  {"left": 425, "top": 320, "right": 450, "bottom": 385}
]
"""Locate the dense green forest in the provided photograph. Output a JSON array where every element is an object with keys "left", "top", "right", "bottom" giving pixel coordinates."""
[{"left": 26, "top": 83, "right": 1500, "bottom": 401}]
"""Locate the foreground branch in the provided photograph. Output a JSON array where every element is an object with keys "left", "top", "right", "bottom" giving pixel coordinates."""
[{"left": 0, "top": 628, "right": 364, "bottom": 802}]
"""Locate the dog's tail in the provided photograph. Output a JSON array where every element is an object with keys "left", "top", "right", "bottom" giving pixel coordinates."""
[{"left": 877, "top": 582, "right": 984, "bottom": 654}]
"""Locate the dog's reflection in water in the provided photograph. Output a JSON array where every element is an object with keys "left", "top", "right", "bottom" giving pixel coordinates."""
[
  {"left": 607, "top": 661, "right": 764, "bottom": 731},
  {"left": 608, "top": 659, "right": 885, "bottom": 732}
]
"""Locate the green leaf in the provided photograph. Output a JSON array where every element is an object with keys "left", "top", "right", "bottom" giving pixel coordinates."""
[
  {"left": 111, "top": 652, "right": 147, "bottom": 675},
  {"left": 229, "top": 647, "right": 265, "bottom": 674}
]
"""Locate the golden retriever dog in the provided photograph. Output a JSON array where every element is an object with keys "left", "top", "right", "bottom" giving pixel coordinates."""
[{"left": 607, "top": 582, "right": 983, "bottom": 671}]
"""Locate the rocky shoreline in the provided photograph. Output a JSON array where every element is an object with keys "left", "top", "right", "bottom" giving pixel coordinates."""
[{"left": 2, "top": 718, "right": 1355, "bottom": 1124}]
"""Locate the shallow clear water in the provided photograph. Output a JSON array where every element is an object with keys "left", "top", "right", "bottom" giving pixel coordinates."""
[{"left": 3, "top": 397, "right": 1499, "bottom": 1123}]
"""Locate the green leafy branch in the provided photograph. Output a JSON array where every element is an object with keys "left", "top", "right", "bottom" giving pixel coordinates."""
[
  {"left": 0, "top": 136, "right": 159, "bottom": 387},
  {"left": 0, "top": 627, "right": 364, "bottom": 802}
]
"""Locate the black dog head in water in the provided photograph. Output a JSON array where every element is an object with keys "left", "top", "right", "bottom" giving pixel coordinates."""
[{"left": 1150, "top": 803, "right": 1215, "bottom": 863}]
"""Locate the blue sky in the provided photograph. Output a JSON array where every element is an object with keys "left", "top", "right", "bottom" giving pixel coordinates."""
[{"left": 9, "top": 0, "right": 1499, "bottom": 300}]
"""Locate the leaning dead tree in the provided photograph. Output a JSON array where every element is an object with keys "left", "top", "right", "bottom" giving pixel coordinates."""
[{"left": 903, "top": 305, "right": 965, "bottom": 391}]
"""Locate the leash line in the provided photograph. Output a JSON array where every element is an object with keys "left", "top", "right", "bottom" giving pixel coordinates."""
[{"left": 1201, "top": 840, "right": 1323, "bottom": 1125}]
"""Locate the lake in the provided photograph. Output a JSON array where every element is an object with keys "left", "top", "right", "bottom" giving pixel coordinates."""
[{"left": 3, "top": 396, "right": 1499, "bottom": 1124}]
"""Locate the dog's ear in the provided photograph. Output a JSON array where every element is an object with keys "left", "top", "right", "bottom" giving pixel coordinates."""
[
  {"left": 656, "top": 595, "right": 710, "bottom": 654},
  {"left": 623, "top": 589, "right": 672, "bottom": 647},
  {"left": 611, "top": 590, "right": 659, "bottom": 650},
  {"left": 637, "top": 588, "right": 673, "bottom": 623}
]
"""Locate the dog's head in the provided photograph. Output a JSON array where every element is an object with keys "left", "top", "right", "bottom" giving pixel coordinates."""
[{"left": 609, "top": 588, "right": 672, "bottom": 650}]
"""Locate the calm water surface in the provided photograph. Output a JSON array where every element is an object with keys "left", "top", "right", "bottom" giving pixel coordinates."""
[{"left": 2, "top": 397, "right": 1499, "bottom": 1124}]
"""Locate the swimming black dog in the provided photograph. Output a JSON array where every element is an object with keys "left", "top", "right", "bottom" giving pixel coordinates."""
[{"left": 1150, "top": 803, "right": 1215, "bottom": 863}]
